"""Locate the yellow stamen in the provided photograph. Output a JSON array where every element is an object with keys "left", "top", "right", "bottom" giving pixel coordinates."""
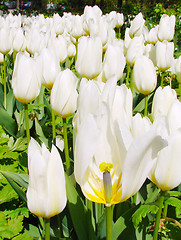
[{"left": 99, "top": 162, "right": 113, "bottom": 173}]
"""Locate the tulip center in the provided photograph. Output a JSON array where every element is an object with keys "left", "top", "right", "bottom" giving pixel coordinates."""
[{"left": 99, "top": 162, "right": 113, "bottom": 207}]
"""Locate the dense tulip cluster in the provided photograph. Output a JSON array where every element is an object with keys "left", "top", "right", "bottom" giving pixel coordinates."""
[{"left": 0, "top": 5, "right": 180, "bottom": 240}]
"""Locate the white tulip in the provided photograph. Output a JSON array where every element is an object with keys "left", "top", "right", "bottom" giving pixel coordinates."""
[
  {"left": 27, "top": 138, "right": 67, "bottom": 218},
  {"left": 132, "top": 55, "right": 157, "bottom": 95},
  {"left": 51, "top": 69, "right": 78, "bottom": 118},
  {"left": 12, "top": 53, "right": 41, "bottom": 104}
]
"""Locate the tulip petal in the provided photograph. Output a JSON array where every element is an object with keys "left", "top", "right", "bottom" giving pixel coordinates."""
[{"left": 121, "top": 128, "right": 167, "bottom": 202}]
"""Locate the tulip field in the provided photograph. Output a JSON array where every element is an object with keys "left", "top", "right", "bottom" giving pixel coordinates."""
[{"left": 0, "top": 3, "right": 181, "bottom": 240}]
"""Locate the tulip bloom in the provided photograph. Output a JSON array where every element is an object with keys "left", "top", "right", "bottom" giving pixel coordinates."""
[
  {"left": 155, "top": 40, "right": 174, "bottom": 71},
  {"left": 74, "top": 101, "right": 166, "bottom": 206},
  {"left": 0, "top": 24, "right": 12, "bottom": 55},
  {"left": 101, "top": 44, "right": 126, "bottom": 82},
  {"left": 51, "top": 69, "right": 78, "bottom": 118},
  {"left": 132, "top": 55, "right": 157, "bottom": 95},
  {"left": 50, "top": 35, "right": 68, "bottom": 64},
  {"left": 11, "top": 27, "right": 26, "bottom": 52},
  {"left": 149, "top": 130, "right": 181, "bottom": 191},
  {"left": 26, "top": 138, "right": 67, "bottom": 218},
  {"left": 172, "top": 56, "right": 181, "bottom": 84},
  {"left": 125, "top": 35, "right": 145, "bottom": 67},
  {"left": 149, "top": 100, "right": 181, "bottom": 191},
  {"left": 75, "top": 36, "right": 102, "bottom": 79},
  {"left": 158, "top": 14, "right": 176, "bottom": 42},
  {"left": 39, "top": 47, "right": 61, "bottom": 89},
  {"left": 151, "top": 86, "right": 177, "bottom": 121},
  {"left": 12, "top": 53, "right": 42, "bottom": 104},
  {"left": 129, "top": 12, "right": 145, "bottom": 38}
]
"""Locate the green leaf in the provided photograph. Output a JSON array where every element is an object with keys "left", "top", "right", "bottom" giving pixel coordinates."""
[
  {"left": 0, "top": 171, "right": 27, "bottom": 202},
  {"left": 113, "top": 204, "right": 140, "bottom": 240},
  {"left": 6, "top": 90, "right": 16, "bottom": 117},
  {"left": 165, "top": 197, "right": 181, "bottom": 210},
  {"left": 9, "top": 137, "right": 27, "bottom": 152},
  {"left": 12, "top": 232, "right": 34, "bottom": 240},
  {"left": 132, "top": 204, "right": 159, "bottom": 228},
  {"left": 35, "top": 118, "right": 48, "bottom": 147},
  {"left": 166, "top": 222, "right": 181, "bottom": 240},
  {"left": 0, "top": 107, "right": 18, "bottom": 136},
  {"left": 65, "top": 174, "right": 91, "bottom": 240},
  {"left": 0, "top": 213, "right": 24, "bottom": 239},
  {"left": 168, "top": 191, "right": 181, "bottom": 198}
]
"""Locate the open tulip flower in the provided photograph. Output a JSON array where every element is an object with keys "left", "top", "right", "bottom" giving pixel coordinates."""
[
  {"left": 26, "top": 138, "right": 67, "bottom": 219},
  {"left": 74, "top": 101, "right": 167, "bottom": 206}
]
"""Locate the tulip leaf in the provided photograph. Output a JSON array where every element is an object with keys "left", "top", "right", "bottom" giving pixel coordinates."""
[
  {"left": 0, "top": 171, "right": 28, "bottom": 202},
  {"left": 6, "top": 90, "right": 16, "bottom": 117},
  {"left": 0, "top": 107, "right": 18, "bottom": 136},
  {"left": 65, "top": 174, "right": 95, "bottom": 240},
  {"left": 35, "top": 118, "right": 49, "bottom": 147},
  {"left": 133, "top": 93, "right": 154, "bottom": 115},
  {"left": 112, "top": 204, "right": 140, "bottom": 240}
]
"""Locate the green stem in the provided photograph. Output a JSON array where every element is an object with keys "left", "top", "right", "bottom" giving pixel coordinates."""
[
  {"left": 153, "top": 191, "right": 165, "bottom": 240},
  {"left": 45, "top": 218, "right": 50, "bottom": 240},
  {"left": 144, "top": 95, "right": 148, "bottom": 117},
  {"left": 179, "top": 84, "right": 181, "bottom": 101},
  {"left": 24, "top": 104, "right": 30, "bottom": 145},
  {"left": 3, "top": 54, "right": 6, "bottom": 110},
  {"left": 57, "top": 214, "right": 63, "bottom": 238},
  {"left": 106, "top": 205, "right": 113, "bottom": 240},
  {"left": 126, "top": 64, "right": 130, "bottom": 88},
  {"left": 63, "top": 118, "right": 71, "bottom": 175},
  {"left": 52, "top": 109, "right": 56, "bottom": 145},
  {"left": 87, "top": 200, "right": 94, "bottom": 240},
  {"left": 160, "top": 72, "right": 164, "bottom": 88},
  {"left": 130, "top": 67, "right": 133, "bottom": 93},
  {"left": 163, "top": 202, "right": 168, "bottom": 218}
]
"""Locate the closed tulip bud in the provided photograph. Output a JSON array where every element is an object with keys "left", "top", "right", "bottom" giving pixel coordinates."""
[
  {"left": 12, "top": 53, "right": 41, "bottom": 104},
  {"left": 106, "top": 11, "right": 118, "bottom": 29},
  {"left": 102, "top": 44, "right": 126, "bottom": 82},
  {"left": 50, "top": 35, "right": 68, "bottom": 64},
  {"left": 133, "top": 55, "right": 157, "bottom": 95},
  {"left": 158, "top": 14, "right": 176, "bottom": 42},
  {"left": 129, "top": 12, "right": 145, "bottom": 38},
  {"left": 51, "top": 69, "right": 78, "bottom": 118},
  {"left": 172, "top": 56, "right": 181, "bottom": 83},
  {"left": 126, "top": 35, "right": 145, "bottom": 67},
  {"left": 156, "top": 40, "right": 174, "bottom": 71},
  {"left": 151, "top": 86, "right": 177, "bottom": 120},
  {"left": 26, "top": 28, "right": 45, "bottom": 55},
  {"left": 53, "top": 13, "right": 64, "bottom": 35},
  {"left": 0, "top": 24, "right": 12, "bottom": 55},
  {"left": 97, "top": 18, "right": 109, "bottom": 46},
  {"left": 116, "top": 13, "right": 124, "bottom": 28},
  {"left": 83, "top": 5, "right": 102, "bottom": 36},
  {"left": 12, "top": 27, "right": 26, "bottom": 52},
  {"left": 75, "top": 36, "right": 102, "bottom": 79},
  {"left": 70, "top": 15, "right": 85, "bottom": 39},
  {"left": 145, "top": 26, "right": 158, "bottom": 44},
  {"left": 26, "top": 138, "right": 67, "bottom": 218},
  {"left": 144, "top": 44, "right": 157, "bottom": 66},
  {"left": 73, "top": 78, "right": 105, "bottom": 131},
  {"left": 39, "top": 47, "right": 61, "bottom": 89}
]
